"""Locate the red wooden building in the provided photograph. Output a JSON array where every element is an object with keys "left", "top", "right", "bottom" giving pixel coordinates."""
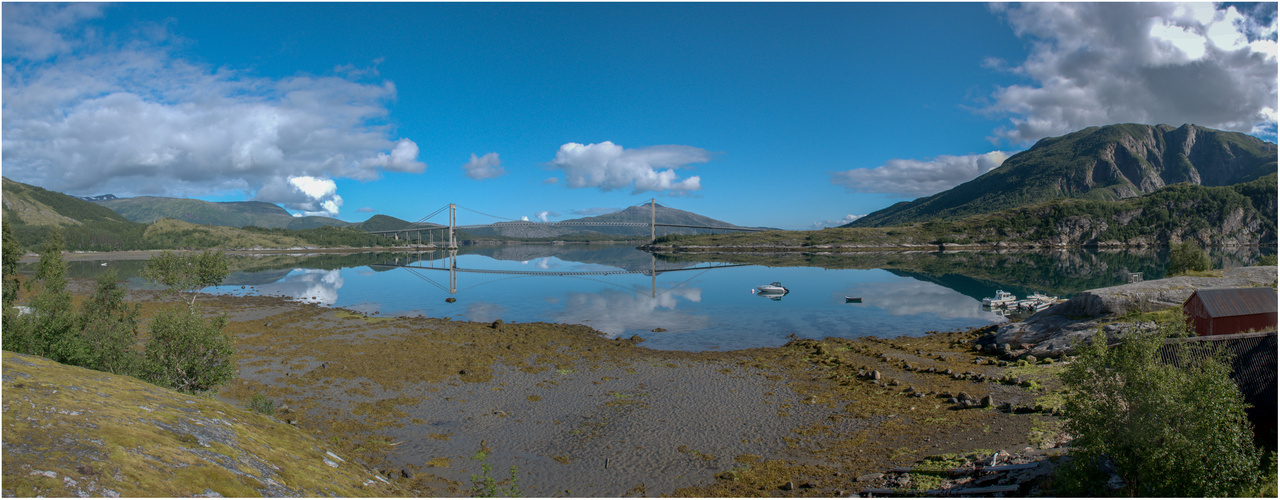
[{"left": 1182, "top": 288, "right": 1277, "bottom": 336}]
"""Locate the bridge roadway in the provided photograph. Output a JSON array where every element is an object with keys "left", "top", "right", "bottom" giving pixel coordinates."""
[
  {"left": 365, "top": 220, "right": 767, "bottom": 235},
  {"left": 379, "top": 262, "right": 749, "bottom": 277}
]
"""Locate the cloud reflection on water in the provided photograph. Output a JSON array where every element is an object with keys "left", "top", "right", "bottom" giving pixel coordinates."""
[
  {"left": 853, "top": 280, "right": 1005, "bottom": 321},
  {"left": 250, "top": 269, "right": 344, "bottom": 306},
  {"left": 550, "top": 287, "right": 709, "bottom": 338}
]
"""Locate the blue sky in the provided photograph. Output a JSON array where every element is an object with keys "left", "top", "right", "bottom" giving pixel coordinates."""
[{"left": 3, "top": 3, "right": 1277, "bottom": 230}]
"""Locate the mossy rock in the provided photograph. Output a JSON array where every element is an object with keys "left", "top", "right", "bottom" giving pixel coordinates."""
[{"left": 1, "top": 351, "right": 403, "bottom": 497}]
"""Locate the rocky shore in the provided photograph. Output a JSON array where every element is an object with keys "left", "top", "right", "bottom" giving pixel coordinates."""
[
  {"left": 5, "top": 278, "right": 1073, "bottom": 497},
  {"left": 980, "top": 266, "right": 1277, "bottom": 358}
]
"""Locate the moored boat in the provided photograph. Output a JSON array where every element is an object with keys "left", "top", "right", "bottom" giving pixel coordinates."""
[
  {"left": 756, "top": 282, "right": 788, "bottom": 294},
  {"left": 982, "top": 290, "right": 1017, "bottom": 307}
]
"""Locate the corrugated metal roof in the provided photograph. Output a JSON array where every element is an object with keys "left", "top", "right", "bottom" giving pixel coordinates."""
[{"left": 1186, "top": 288, "right": 1277, "bottom": 318}]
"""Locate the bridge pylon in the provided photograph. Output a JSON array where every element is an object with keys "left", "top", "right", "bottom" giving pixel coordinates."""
[{"left": 449, "top": 203, "right": 457, "bottom": 249}]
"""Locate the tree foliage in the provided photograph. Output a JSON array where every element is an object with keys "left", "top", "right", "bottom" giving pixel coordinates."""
[
  {"left": 4, "top": 236, "right": 236, "bottom": 395},
  {"left": 78, "top": 269, "right": 141, "bottom": 375},
  {"left": 1167, "top": 241, "right": 1212, "bottom": 276},
  {"left": 1057, "top": 324, "right": 1264, "bottom": 496},
  {"left": 140, "top": 249, "right": 235, "bottom": 393},
  {"left": 139, "top": 304, "right": 235, "bottom": 393},
  {"left": 142, "top": 250, "right": 229, "bottom": 305}
]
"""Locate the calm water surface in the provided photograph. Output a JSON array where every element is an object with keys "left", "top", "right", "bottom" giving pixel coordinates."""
[{"left": 57, "top": 244, "right": 1270, "bottom": 351}]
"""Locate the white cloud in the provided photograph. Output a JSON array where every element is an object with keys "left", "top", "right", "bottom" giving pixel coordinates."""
[
  {"left": 2, "top": 3, "right": 105, "bottom": 60},
  {"left": 1, "top": 4, "right": 426, "bottom": 211},
  {"left": 254, "top": 176, "right": 344, "bottom": 217},
  {"left": 831, "top": 151, "right": 1011, "bottom": 197},
  {"left": 811, "top": 214, "right": 864, "bottom": 229},
  {"left": 985, "top": 2, "right": 1278, "bottom": 143},
  {"left": 550, "top": 141, "right": 710, "bottom": 195},
  {"left": 535, "top": 210, "right": 558, "bottom": 222},
  {"left": 463, "top": 152, "right": 505, "bottom": 180}
]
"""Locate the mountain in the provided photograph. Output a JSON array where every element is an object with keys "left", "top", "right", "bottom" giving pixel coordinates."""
[
  {"left": 93, "top": 196, "right": 350, "bottom": 230},
  {"left": 2, "top": 177, "right": 147, "bottom": 250},
  {"left": 849, "top": 124, "right": 1278, "bottom": 227},
  {"left": 458, "top": 202, "right": 763, "bottom": 240},
  {"left": 78, "top": 194, "right": 118, "bottom": 202},
  {"left": 1, "top": 177, "right": 399, "bottom": 251}
]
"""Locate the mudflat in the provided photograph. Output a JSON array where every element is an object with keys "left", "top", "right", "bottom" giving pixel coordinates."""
[{"left": 174, "top": 286, "right": 1060, "bottom": 497}]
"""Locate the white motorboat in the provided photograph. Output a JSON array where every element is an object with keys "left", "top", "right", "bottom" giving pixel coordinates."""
[
  {"left": 982, "top": 290, "right": 1018, "bottom": 307},
  {"left": 756, "top": 282, "right": 788, "bottom": 294}
]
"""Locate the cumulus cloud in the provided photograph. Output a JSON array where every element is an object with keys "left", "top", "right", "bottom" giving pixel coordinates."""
[
  {"left": 831, "top": 151, "right": 1011, "bottom": 197},
  {"left": 253, "top": 176, "right": 344, "bottom": 217},
  {"left": 811, "top": 214, "right": 864, "bottom": 229},
  {"left": 535, "top": 210, "right": 559, "bottom": 222},
  {"left": 1, "top": 4, "right": 426, "bottom": 213},
  {"left": 985, "top": 2, "right": 1278, "bottom": 143},
  {"left": 550, "top": 141, "right": 711, "bottom": 195},
  {"left": 463, "top": 152, "right": 505, "bottom": 180}
]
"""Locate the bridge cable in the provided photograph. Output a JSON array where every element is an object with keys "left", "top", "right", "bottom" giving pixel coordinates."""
[{"left": 456, "top": 205, "right": 521, "bottom": 222}]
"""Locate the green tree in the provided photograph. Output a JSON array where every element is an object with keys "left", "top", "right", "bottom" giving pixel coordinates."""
[
  {"left": 2, "top": 223, "right": 21, "bottom": 310},
  {"left": 78, "top": 269, "right": 141, "bottom": 375},
  {"left": 140, "top": 250, "right": 235, "bottom": 394},
  {"left": 5, "top": 233, "right": 89, "bottom": 364},
  {"left": 141, "top": 250, "right": 229, "bottom": 306},
  {"left": 1166, "top": 241, "right": 1211, "bottom": 276},
  {"left": 1057, "top": 323, "right": 1264, "bottom": 496},
  {"left": 140, "top": 304, "right": 235, "bottom": 393},
  {"left": 2, "top": 224, "right": 24, "bottom": 345}
]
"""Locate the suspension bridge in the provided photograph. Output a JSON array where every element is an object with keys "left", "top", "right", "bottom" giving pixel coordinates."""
[
  {"left": 373, "top": 248, "right": 749, "bottom": 296},
  {"left": 364, "top": 199, "right": 766, "bottom": 248}
]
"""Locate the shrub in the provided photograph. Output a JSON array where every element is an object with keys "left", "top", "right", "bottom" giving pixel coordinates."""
[
  {"left": 142, "top": 250, "right": 229, "bottom": 306},
  {"left": 1056, "top": 323, "right": 1264, "bottom": 496},
  {"left": 78, "top": 269, "right": 141, "bottom": 375},
  {"left": 140, "top": 304, "right": 235, "bottom": 394},
  {"left": 1167, "top": 241, "right": 1211, "bottom": 276},
  {"left": 139, "top": 249, "right": 235, "bottom": 394},
  {"left": 5, "top": 233, "right": 88, "bottom": 365}
]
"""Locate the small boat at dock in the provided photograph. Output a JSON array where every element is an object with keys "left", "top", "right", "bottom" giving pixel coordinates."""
[{"left": 982, "top": 290, "right": 1017, "bottom": 307}]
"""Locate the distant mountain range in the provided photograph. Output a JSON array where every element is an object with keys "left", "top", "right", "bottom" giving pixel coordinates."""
[
  {"left": 3, "top": 175, "right": 764, "bottom": 248},
  {"left": 89, "top": 196, "right": 351, "bottom": 230},
  {"left": 849, "top": 123, "right": 1277, "bottom": 227}
]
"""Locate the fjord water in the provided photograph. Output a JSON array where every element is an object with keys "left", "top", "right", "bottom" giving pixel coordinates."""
[{"left": 60, "top": 244, "right": 1269, "bottom": 351}]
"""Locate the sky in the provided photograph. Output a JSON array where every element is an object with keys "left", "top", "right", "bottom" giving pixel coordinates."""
[{"left": 3, "top": 2, "right": 1277, "bottom": 230}]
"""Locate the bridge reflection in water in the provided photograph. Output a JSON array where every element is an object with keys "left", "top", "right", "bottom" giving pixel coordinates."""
[{"left": 371, "top": 248, "right": 748, "bottom": 298}]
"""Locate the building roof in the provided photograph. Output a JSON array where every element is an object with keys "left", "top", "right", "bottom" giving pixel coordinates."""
[{"left": 1185, "top": 288, "right": 1277, "bottom": 318}]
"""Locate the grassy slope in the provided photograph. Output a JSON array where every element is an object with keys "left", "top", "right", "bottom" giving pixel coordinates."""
[{"left": 1, "top": 351, "right": 402, "bottom": 497}]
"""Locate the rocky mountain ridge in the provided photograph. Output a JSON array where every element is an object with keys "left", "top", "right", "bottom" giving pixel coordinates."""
[{"left": 851, "top": 124, "right": 1277, "bottom": 228}]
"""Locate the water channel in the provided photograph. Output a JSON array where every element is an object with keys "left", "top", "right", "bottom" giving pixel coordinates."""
[{"left": 51, "top": 244, "right": 1272, "bottom": 351}]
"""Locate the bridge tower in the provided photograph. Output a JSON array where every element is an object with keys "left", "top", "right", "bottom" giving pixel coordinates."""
[
  {"left": 650, "top": 198, "right": 656, "bottom": 243},
  {"left": 449, "top": 203, "right": 457, "bottom": 249}
]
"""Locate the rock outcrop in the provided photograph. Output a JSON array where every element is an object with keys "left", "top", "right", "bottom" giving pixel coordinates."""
[{"left": 979, "top": 266, "right": 1278, "bottom": 358}]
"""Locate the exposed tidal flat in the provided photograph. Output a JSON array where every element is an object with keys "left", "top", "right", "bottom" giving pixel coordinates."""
[{"left": 5, "top": 275, "right": 1066, "bottom": 497}]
